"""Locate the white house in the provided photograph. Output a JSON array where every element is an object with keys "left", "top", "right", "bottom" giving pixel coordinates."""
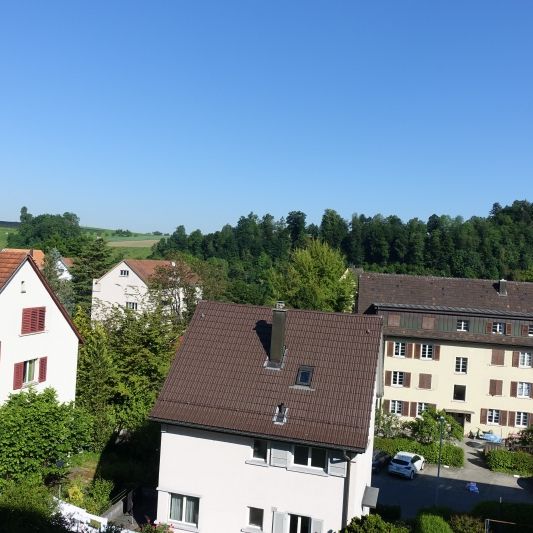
[
  {"left": 0, "top": 250, "right": 81, "bottom": 403},
  {"left": 2, "top": 248, "right": 73, "bottom": 280},
  {"left": 150, "top": 301, "right": 384, "bottom": 533}
]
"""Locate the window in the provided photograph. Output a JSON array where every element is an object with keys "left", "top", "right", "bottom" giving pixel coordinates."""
[
  {"left": 417, "top": 402, "right": 428, "bottom": 416},
  {"left": 293, "top": 445, "right": 326, "bottom": 469},
  {"left": 296, "top": 366, "right": 313, "bottom": 386},
  {"left": 421, "top": 344, "right": 433, "bottom": 360},
  {"left": 487, "top": 409, "right": 500, "bottom": 424},
  {"left": 392, "top": 371, "right": 405, "bottom": 386},
  {"left": 23, "top": 359, "right": 37, "bottom": 384},
  {"left": 273, "top": 403, "right": 288, "bottom": 424},
  {"left": 457, "top": 320, "right": 469, "bottom": 332},
  {"left": 169, "top": 493, "right": 199, "bottom": 527},
  {"left": 518, "top": 382, "right": 531, "bottom": 398},
  {"left": 248, "top": 507, "right": 264, "bottom": 529},
  {"left": 453, "top": 385, "right": 466, "bottom": 401},
  {"left": 253, "top": 439, "right": 268, "bottom": 462},
  {"left": 529, "top": 325, "right": 533, "bottom": 337},
  {"left": 289, "top": 514, "right": 311, "bottom": 533},
  {"left": 516, "top": 412, "right": 529, "bottom": 427},
  {"left": 492, "top": 322, "right": 504, "bottom": 335},
  {"left": 21, "top": 307, "right": 46, "bottom": 334},
  {"left": 520, "top": 352, "right": 532, "bottom": 368},
  {"left": 125, "top": 302, "right": 138, "bottom": 310},
  {"left": 394, "top": 342, "right": 406, "bottom": 357},
  {"left": 455, "top": 357, "right": 468, "bottom": 374},
  {"left": 390, "top": 400, "right": 402, "bottom": 415},
  {"left": 119, "top": 269, "right": 129, "bottom": 277}
]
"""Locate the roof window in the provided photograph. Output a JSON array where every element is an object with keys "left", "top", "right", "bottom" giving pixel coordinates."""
[
  {"left": 296, "top": 366, "right": 314, "bottom": 387},
  {"left": 273, "top": 403, "right": 288, "bottom": 425}
]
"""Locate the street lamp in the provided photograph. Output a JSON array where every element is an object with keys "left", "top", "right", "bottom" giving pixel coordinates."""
[{"left": 434, "top": 415, "right": 445, "bottom": 506}]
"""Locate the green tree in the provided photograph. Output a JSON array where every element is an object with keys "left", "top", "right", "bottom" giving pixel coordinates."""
[
  {"left": 343, "top": 514, "right": 410, "bottom": 532},
  {"left": 286, "top": 211, "right": 307, "bottom": 249},
  {"left": 319, "top": 208, "right": 349, "bottom": 249},
  {"left": 407, "top": 408, "right": 463, "bottom": 444},
  {"left": 269, "top": 240, "right": 355, "bottom": 312},
  {"left": 42, "top": 248, "right": 75, "bottom": 314}
]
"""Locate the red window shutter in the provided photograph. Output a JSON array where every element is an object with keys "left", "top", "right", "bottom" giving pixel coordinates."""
[
  {"left": 406, "top": 343, "right": 413, "bottom": 358},
  {"left": 13, "top": 362, "right": 24, "bottom": 390},
  {"left": 522, "top": 325, "right": 529, "bottom": 336},
  {"left": 37, "top": 307, "right": 46, "bottom": 331},
  {"left": 414, "top": 344, "right": 421, "bottom": 359},
  {"left": 512, "top": 352, "right": 520, "bottom": 367},
  {"left": 510, "top": 381, "right": 517, "bottom": 397},
  {"left": 386, "top": 341, "right": 394, "bottom": 357},
  {"left": 21, "top": 308, "right": 31, "bottom": 334},
  {"left": 433, "top": 345, "right": 440, "bottom": 361},
  {"left": 39, "top": 357, "right": 47, "bottom": 383},
  {"left": 486, "top": 322, "right": 493, "bottom": 334},
  {"left": 489, "top": 380, "right": 503, "bottom": 396},
  {"left": 385, "top": 371, "right": 391, "bottom": 386},
  {"left": 404, "top": 372, "right": 411, "bottom": 388},
  {"left": 410, "top": 402, "right": 417, "bottom": 417},
  {"left": 500, "top": 411, "right": 508, "bottom": 426},
  {"left": 21, "top": 307, "right": 46, "bottom": 334},
  {"left": 383, "top": 400, "right": 390, "bottom": 413},
  {"left": 480, "top": 408, "right": 488, "bottom": 424},
  {"left": 505, "top": 323, "right": 512, "bottom": 336},
  {"left": 419, "top": 373, "right": 432, "bottom": 390},
  {"left": 401, "top": 402, "right": 409, "bottom": 416},
  {"left": 508, "top": 411, "right": 515, "bottom": 428}
]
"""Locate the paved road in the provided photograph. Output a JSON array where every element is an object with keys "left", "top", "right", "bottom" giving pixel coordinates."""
[{"left": 372, "top": 439, "right": 533, "bottom": 519}]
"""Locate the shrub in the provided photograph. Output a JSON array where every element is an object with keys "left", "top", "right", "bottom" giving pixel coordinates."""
[
  {"left": 343, "top": 514, "right": 410, "bottom": 532},
  {"left": 485, "top": 449, "right": 533, "bottom": 476},
  {"left": 448, "top": 514, "right": 484, "bottom": 533},
  {"left": 414, "top": 514, "right": 452, "bottom": 533},
  {"left": 84, "top": 478, "right": 114, "bottom": 515}
]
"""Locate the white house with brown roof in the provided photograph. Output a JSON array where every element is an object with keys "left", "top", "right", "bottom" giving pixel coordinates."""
[
  {"left": 150, "top": 301, "right": 383, "bottom": 533},
  {"left": 0, "top": 251, "right": 81, "bottom": 403}
]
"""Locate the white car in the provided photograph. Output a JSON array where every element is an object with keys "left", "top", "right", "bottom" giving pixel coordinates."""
[{"left": 387, "top": 452, "right": 425, "bottom": 479}]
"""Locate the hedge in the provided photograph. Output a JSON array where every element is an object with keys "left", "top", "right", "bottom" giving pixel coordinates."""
[
  {"left": 485, "top": 448, "right": 533, "bottom": 476},
  {"left": 374, "top": 437, "right": 464, "bottom": 467},
  {"left": 448, "top": 514, "right": 484, "bottom": 533},
  {"left": 414, "top": 514, "right": 452, "bottom": 533},
  {"left": 471, "top": 501, "right": 533, "bottom": 526}
]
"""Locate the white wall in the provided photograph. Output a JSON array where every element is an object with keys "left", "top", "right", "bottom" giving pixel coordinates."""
[
  {"left": 0, "top": 261, "right": 78, "bottom": 403},
  {"left": 156, "top": 425, "right": 370, "bottom": 533}
]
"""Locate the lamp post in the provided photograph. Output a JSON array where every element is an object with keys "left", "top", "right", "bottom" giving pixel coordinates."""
[{"left": 435, "top": 415, "right": 445, "bottom": 506}]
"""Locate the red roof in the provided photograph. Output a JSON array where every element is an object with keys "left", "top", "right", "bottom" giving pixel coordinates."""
[
  {"left": 123, "top": 259, "right": 199, "bottom": 285},
  {"left": 151, "top": 301, "right": 382, "bottom": 451},
  {"left": 2, "top": 248, "right": 45, "bottom": 269}
]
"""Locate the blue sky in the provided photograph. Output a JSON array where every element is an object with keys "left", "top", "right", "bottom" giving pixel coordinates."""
[{"left": 1, "top": 1, "right": 532, "bottom": 233}]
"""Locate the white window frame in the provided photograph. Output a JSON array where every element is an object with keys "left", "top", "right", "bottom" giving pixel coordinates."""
[
  {"left": 293, "top": 445, "right": 327, "bottom": 470},
  {"left": 520, "top": 352, "right": 532, "bottom": 368},
  {"left": 420, "top": 344, "right": 433, "bottom": 360},
  {"left": 288, "top": 514, "right": 311, "bottom": 533},
  {"left": 516, "top": 412, "right": 528, "bottom": 427},
  {"left": 492, "top": 322, "right": 504, "bottom": 335},
  {"left": 529, "top": 325, "right": 533, "bottom": 337},
  {"left": 455, "top": 357, "right": 468, "bottom": 374},
  {"left": 169, "top": 493, "right": 199, "bottom": 527},
  {"left": 392, "top": 371, "right": 405, "bottom": 386},
  {"left": 518, "top": 382, "right": 531, "bottom": 398},
  {"left": 119, "top": 269, "right": 129, "bottom": 277},
  {"left": 125, "top": 301, "right": 138, "bottom": 310},
  {"left": 252, "top": 439, "right": 268, "bottom": 463},
  {"left": 457, "top": 320, "right": 469, "bottom": 332},
  {"left": 23, "top": 359, "right": 37, "bottom": 384},
  {"left": 248, "top": 507, "right": 264, "bottom": 530},
  {"left": 417, "top": 402, "right": 428, "bottom": 416},
  {"left": 390, "top": 400, "right": 402, "bottom": 415},
  {"left": 487, "top": 409, "right": 500, "bottom": 424},
  {"left": 394, "top": 342, "right": 406, "bottom": 357}
]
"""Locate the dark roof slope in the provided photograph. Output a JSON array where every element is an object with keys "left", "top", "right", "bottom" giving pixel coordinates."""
[
  {"left": 151, "top": 301, "right": 382, "bottom": 451},
  {"left": 358, "top": 272, "right": 533, "bottom": 317}
]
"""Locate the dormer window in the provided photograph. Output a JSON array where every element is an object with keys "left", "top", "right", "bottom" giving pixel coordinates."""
[
  {"left": 296, "top": 366, "right": 313, "bottom": 387},
  {"left": 120, "top": 269, "right": 129, "bottom": 277},
  {"left": 273, "top": 403, "right": 288, "bottom": 425}
]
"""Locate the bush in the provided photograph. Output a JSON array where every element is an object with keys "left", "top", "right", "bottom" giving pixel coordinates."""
[
  {"left": 374, "top": 437, "right": 464, "bottom": 467},
  {"left": 448, "top": 514, "right": 484, "bottom": 533},
  {"left": 343, "top": 514, "right": 410, "bottom": 532},
  {"left": 485, "top": 449, "right": 533, "bottom": 475},
  {"left": 471, "top": 501, "right": 533, "bottom": 525},
  {"left": 414, "top": 514, "right": 452, "bottom": 533}
]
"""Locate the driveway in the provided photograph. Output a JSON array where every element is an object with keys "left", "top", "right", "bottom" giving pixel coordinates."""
[{"left": 372, "top": 439, "right": 533, "bottom": 519}]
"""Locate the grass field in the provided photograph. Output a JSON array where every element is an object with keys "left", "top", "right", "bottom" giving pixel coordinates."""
[
  {"left": 0, "top": 226, "right": 14, "bottom": 249},
  {"left": 110, "top": 246, "right": 154, "bottom": 259}
]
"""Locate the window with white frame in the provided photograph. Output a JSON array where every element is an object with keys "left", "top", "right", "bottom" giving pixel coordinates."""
[
  {"left": 518, "top": 382, "right": 531, "bottom": 398},
  {"left": 252, "top": 439, "right": 268, "bottom": 462},
  {"left": 455, "top": 357, "right": 468, "bottom": 374},
  {"left": 529, "top": 325, "right": 533, "bottom": 337},
  {"left": 289, "top": 514, "right": 311, "bottom": 533},
  {"left": 421, "top": 344, "right": 433, "bottom": 360},
  {"left": 492, "top": 322, "right": 504, "bottom": 334},
  {"left": 417, "top": 402, "right": 428, "bottom": 416},
  {"left": 293, "top": 445, "right": 326, "bottom": 469},
  {"left": 390, "top": 400, "right": 402, "bottom": 415},
  {"left": 392, "top": 371, "right": 405, "bottom": 386},
  {"left": 516, "top": 412, "right": 529, "bottom": 427},
  {"left": 520, "top": 352, "right": 533, "bottom": 368},
  {"left": 23, "top": 359, "right": 37, "bottom": 384},
  {"left": 453, "top": 384, "right": 466, "bottom": 401},
  {"left": 457, "top": 320, "right": 469, "bottom": 332},
  {"left": 248, "top": 507, "right": 264, "bottom": 529},
  {"left": 394, "top": 342, "right": 406, "bottom": 357},
  {"left": 125, "top": 302, "right": 138, "bottom": 310},
  {"left": 169, "top": 493, "right": 199, "bottom": 526},
  {"left": 120, "top": 269, "right": 129, "bottom": 277},
  {"left": 487, "top": 409, "right": 500, "bottom": 424}
]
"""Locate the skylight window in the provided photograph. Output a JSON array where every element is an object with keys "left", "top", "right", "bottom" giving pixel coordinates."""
[
  {"left": 296, "top": 366, "right": 314, "bottom": 387},
  {"left": 273, "top": 403, "right": 288, "bottom": 425}
]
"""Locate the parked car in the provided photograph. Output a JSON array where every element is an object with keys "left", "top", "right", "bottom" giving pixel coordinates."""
[
  {"left": 481, "top": 432, "right": 502, "bottom": 444},
  {"left": 372, "top": 450, "right": 391, "bottom": 473},
  {"left": 387, "top": 452, "right": 425, "bottom": 479}
]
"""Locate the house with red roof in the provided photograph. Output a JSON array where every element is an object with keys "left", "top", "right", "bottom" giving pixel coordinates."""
[
  {"left": 150, "top": 301, "right": 383, "bottom": 532},
  {"left": 0, "top": 250, "right": 81, "bottom": 403}
]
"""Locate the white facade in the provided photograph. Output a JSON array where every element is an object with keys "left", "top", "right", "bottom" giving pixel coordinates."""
[
  {"left": 0, "top": 260, "right": 79, "bottom": 403},
  {"left": 156, "top": 425, "right": 374, "bottom": 533}
]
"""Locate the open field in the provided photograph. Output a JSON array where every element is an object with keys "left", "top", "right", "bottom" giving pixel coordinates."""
[
  {"left": 0, "top": 226, "right": 14, "bottom": 248},
  {"left": 109, "top": 246, "right": 153, "bottom": 259},
  {"left": 108, "top": 239, "right": 158, "bottom": 248}
]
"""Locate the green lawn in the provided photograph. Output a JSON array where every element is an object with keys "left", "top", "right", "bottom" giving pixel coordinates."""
[
  {"left": 110, "top": 246, "right": 154, "bottom": 259},
  {"left": 0, "top": 226, "right": 15, "bottom": 249}
]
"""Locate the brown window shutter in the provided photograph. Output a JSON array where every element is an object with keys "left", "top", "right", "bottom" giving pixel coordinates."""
[
  {"left": 13, "top": 362, "right": 24, "bottom": 390},
  {"left": 512, "top": 352, "right": 520, "bottom": 367},
  {"left": 505, "top": 322, "right": 512, "bottom": 336},
  {"left": 510, "top": 381, "right": 517, "bottom": 397},
  {"left": 385, "top": 371, "right": 391, "bottom": 386},
  {"left": 404, "top": 372, "right": 411, "bottom": 388},
  {"left": 491, "top": 349, "right": 504, "bottom": 366},
  {"left": 406, "top": 343, "right": 413, "bottom": 358},
  {"left": 422, "top": 316, "right": 435, "bottom": 330},
  {"left": 522, "top": 325, "right": 529, "bottom": 336},
  {"left": 495, "top": 380, "right": 503, "bottom": 396},
  {"left": 489, "top": 380, "right": 496, "bottom": 396},
  {"left": 433, "top": 345, "right": 440, "bottom": 361},
  {"left": 383, "top": 399, "right": 390, "bottom": 413},
  {"left": 21, "top": 309, "right": 31, "bottom": 334},
  {"left": 508, "top": 411, "right": 515, "bottom": 427},
  {"left": 419, "top": 373, "right": 432, "bottom": 390},
  {"left": 486, "top": 322, "right": 493, "bottom": 334},
  {"left": 38, "top": 357, "right": 47, "bottom": 383},
  {"left": 37, "top": 307, "right": 46, "bottom": 331},
  {"left": 500, "top": 411, "right": 508, "bottom": 426},
  {"left": 530, "top": 383, "right": 533, "bottom": 399},
  {"left": 387, "top": 341, "right": 394, "bottom": 357},
  {"left": 401, "top": 402, "right": 409, "bottom": 416},
  {"left": 388, "top": 314, "right": 400, "bottom": 327},
  {"left": 480, "top": 408, "right": 488, "bottom": 424},
  {"left": 410, "top": 402, "right": 417, "bottom": 417},
  {"left": 414, "top": 344, "right": 421, "bottom": 359}
]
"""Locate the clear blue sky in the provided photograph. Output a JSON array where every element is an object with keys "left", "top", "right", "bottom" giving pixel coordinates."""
[{"left": 1, "top": 1, "right": 532, "bottom": 233}]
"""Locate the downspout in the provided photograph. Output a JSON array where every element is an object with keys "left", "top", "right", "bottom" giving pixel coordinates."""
[{"left": 341, "top": 452, "right": 355, "bottom": 528}]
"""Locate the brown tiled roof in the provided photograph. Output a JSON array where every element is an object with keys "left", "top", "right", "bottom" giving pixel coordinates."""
[
  {"left": 0, "top": 251, "right": 27, "bottom": 290},
  {"left": 150, "top": 301, "right": 382, "bottom": 451},
  {"left": 62, "top": 257, "right": 74, "bottom": 268},
  {"left": 2, "top": 248, "right": 45, "bottom": 269},
  {"left": 358, "top": 272, "right": 533, "bottom": 317},
  {"left": 124, "top": 259, "right": 199, "bottom": 285}
]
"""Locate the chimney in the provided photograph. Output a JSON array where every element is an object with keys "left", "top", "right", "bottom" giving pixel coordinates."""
[
  {"left": 270, "top": 301, "right": 287, "bottom": 366},
  {"left": 499, "top": 279, "right": 507, "bottom": 296}
]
